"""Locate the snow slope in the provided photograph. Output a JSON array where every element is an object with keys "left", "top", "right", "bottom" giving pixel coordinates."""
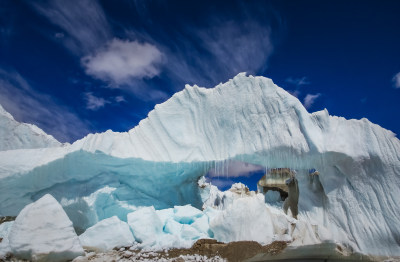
[
  {"left": 0, "top": 73, "right": 399, "bottom": 256},
  {"left": 0, "top": 104, "right": 61, "bottom": 151}
]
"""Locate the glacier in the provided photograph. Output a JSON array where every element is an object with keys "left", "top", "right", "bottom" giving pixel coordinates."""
[{"left": 0, "top": 73, "right": 399, "bottom": 258}]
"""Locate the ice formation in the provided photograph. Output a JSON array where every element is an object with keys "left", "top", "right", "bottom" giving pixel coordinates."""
[
  {"left": 8, "top": 194, "right": 84, "bottom": 261},
  {"left": 0, "top": 73, "right": 399, "bottom": 257}
]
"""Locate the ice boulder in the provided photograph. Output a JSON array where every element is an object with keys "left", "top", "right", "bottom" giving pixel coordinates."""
[
  {"left": 191, "top": 214, "right": 211, "bottom": 236},
  {"left": 173, "top": 205, "right": 203, "bottom": 224},
  {"left": 210, "top": 194, "right": 274, "bottom": 244},
  {"left": 8, "top": 194, "right": 84, "bottom": 261},
  {"left": 156, "top": 208, "right": 174, "bottom": 226},
  {"left": 127, "top": 206, "right": 163, "bottom": 245},
  {"left": 79, "top": 216, "right": 134, "bottom": 251},
  {"left": 164, "top": 218, "right": 183, "bottom": 236},
  {"left": 180, "top": 224, "right": 204, "bottom": 240}
]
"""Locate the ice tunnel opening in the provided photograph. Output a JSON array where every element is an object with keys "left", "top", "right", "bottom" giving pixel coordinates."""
[
  {"left": 204, "top": 160, "right": 266, "bottom": 191},
  {"left": 204, "top": 159, "right": 323, "bottom": 214}
]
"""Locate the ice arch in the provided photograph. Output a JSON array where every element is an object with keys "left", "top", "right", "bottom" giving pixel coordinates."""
[{"left": 0, "top": 73, "right": 399, "bottom": 255}]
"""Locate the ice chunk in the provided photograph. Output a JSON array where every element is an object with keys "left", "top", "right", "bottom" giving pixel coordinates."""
[
  {"left": 164, "top": 218, "right": 183, "bottom": 236},
  {"left": 127, "top": 206, "right": 162, "bottom": 245},
  {"left": 156, "top": 208, "right": 174, "bottom": 226},
  {"left": 180, "top": 224, "right": 203, "bottom": 240},
  {"left": 79, "top": 216, "right": 134, "bottom": 251},
  {"left": 210, "top": 195, "right": 274, "bottom": 244},
  {"left": 173, "top": 205, "right": 203, "bottom": 224},
  {"left": 191, "top": 215, "right": 210, "bottom": 236},
  {"left": 8, "top": 194, "right": 84, "bottom": 261}
]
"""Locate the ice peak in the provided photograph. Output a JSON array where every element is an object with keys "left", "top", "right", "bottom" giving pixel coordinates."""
[
  {"left": 0, "top": 104, "right": 14, "bottom": 120},
  {"left": 0, "top": 103, "right": 61, "bottom": 151}
]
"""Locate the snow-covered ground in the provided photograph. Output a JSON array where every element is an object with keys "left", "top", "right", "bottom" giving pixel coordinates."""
[{"left": 0, "top": 73, "right": 399, "bottom": 261}]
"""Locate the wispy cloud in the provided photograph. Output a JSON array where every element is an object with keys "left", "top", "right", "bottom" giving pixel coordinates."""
[
  {"left": 31, "top": 0, "right": 111, "bottom": 55},
  {"left": 114, "top": 96, "right": 126, "bottom": 103},
  {"left": 303, "top": 93, "right": 321, "bottom": 109},
  {"left": 392, "top": 72, "right": 400, "bottom": 88},
  {"left": 164, "top": 20, "right": 275, "bottom": 88},
  {"left": 31, "top": 1, "right": 168, "bottom": 104},
  {"left": 82, "top": 39, "right": 164, "bottom": 85},
  {"left": 0, "top": 69, "right": 91, "bottom": 142},
  {"left": 84, "top": 92, "right": 110, "bottom": 111},
  {"left": 285, "top": 76, "right": 310, "bottom": 86}
]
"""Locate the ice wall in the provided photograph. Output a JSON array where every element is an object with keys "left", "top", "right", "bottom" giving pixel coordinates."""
[{"left": 0, "top": 73, "right": 399, "bottom": 256}]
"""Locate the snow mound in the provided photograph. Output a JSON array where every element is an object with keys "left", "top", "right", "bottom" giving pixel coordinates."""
[
  {"left": 0, "top": 104, "right": 61, "bottom": 151},
  {"left": 8, "top": 194, "right": 84, "bottom": 261},
  {"left": 79, "top": 216, "right": 134, "bottom": 251}
]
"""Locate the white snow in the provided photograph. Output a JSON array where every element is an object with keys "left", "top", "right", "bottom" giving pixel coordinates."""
[
  {"left": 8, "top": 194, "right": 84, "bottom": 261},
  {"left": 79, "top": 216, "right": 134, "bottom": 251},
  {"left": 0, "top": 73, "right": 399, "bottom": 256}
]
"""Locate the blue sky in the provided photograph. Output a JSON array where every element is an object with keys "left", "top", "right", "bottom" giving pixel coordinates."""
[{"left": 0, "top": 0, "right": 399, "bottom": 143}]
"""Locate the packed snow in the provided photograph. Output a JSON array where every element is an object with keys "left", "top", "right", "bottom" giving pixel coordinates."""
[{"left": 0, "top": 73, "right": 399, "bottom": 260}]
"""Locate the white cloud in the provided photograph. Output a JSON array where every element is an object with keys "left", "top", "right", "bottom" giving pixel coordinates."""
[
  {"left": 84, "top": 92, "right": 110, "bottom": 111},
  {"left": 31, "top": 0, "right": 111, "bottom": 55},
  {"left": 207, "top": 160, "right": 265, "bottom": 177},
  {"left": 303, "top": 93, "right": 321, "bottom": 109},
  {"left": 392, "top": 72, "right": 400, "bottom": 88},
  {"left": 286, "top": 77, "right": 310, "bottom": 86},
  {"left": 82, "top": 39, "right": 164, "bottom": 85},
  {"left": 0, "top": 69, "right": 91, "bottom": 142}
]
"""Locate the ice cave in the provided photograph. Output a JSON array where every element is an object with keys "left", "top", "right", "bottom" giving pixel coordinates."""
[{"left": 0, "top": 74, "right": 399, "bottom": 261}]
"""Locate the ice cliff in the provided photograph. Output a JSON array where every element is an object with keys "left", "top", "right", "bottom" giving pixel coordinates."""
[{"left": 0, "top": 73, "right": 399, "bottom": 257}]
